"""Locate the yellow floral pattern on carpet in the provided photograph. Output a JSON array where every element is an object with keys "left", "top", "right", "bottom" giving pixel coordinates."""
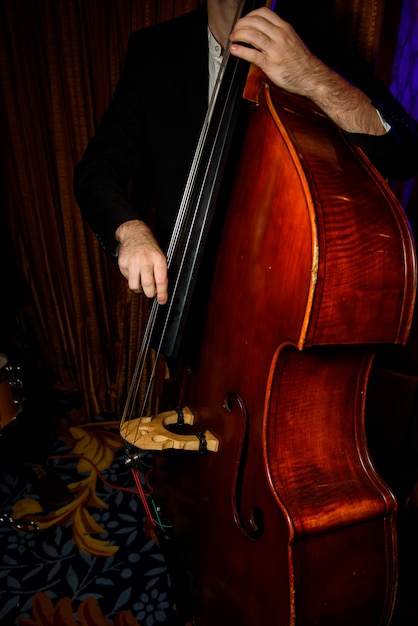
[
  {"left": 1, "top": 419, "right": 174, "bottom": 625},
  {"left": 12, "top": 421, "right": 127, "bottom": 557},
  {"left": 18, "top": 591, "right": 141, "bottom": 626}
]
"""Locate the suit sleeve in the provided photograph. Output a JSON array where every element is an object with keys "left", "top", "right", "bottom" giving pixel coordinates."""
[
  {"left": 74, "top": 33, "right": 147, "bottom": 258},
  {"left": 342, "top": 84, "right": 418, "bottom": 181}
]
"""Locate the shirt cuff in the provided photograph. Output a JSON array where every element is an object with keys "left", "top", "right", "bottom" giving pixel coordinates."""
[{"left": 376, "top": 108, "right": 391, "bottom": 132}]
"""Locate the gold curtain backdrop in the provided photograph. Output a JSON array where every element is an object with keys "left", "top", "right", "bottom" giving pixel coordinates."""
[{"left": 0, "top": 0, "right": 416, "bottom": 421}]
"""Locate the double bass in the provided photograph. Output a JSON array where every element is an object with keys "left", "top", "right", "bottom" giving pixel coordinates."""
[{"left": 120, "top": 1, "right": 417, "bottom": 624}]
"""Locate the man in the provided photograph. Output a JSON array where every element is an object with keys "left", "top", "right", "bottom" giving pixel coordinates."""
[
  {"left": 74, "top": 3, "right": 418, "bottom": 622},
  {"left": 74, "top": 1, "right": 418, "bottom": 302}
]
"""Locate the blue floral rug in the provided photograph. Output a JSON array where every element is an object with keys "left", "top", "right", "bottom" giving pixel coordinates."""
[{"left": 0, "top": 417, "right": 179, "bottom": 626}]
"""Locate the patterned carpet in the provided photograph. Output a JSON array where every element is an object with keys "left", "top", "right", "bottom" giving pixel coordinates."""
[
  {"left": 0, "top": 417, "right": 179, "bottom": 626},
  {"left": 2, "top": 411, "right": 418, "bottom": 625}
]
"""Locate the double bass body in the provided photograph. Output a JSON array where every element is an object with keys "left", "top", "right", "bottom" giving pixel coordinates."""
[{"left": 151, "top": 78, "right": 416, "bottom": 625}]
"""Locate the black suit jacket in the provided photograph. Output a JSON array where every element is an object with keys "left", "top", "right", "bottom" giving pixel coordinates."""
[{"left": 74, "top": 3, "right": 418, "bottom": 257}]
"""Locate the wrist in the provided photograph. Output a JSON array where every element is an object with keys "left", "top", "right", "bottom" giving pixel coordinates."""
[{"left": 115, "top": 219, "right": 146, "bottom": 243}]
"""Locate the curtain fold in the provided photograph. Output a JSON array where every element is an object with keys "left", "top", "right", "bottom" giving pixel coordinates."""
[{"left": 332, "top": 0, "right": 385, "bottom": 70}]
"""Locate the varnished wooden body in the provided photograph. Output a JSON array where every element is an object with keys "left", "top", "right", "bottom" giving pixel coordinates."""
[{"left": 152, "top": 82, "right": 416, "bottom": 625}]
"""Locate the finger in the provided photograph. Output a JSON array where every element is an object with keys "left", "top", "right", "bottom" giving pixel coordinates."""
[
  {"left": 230, "top": 8, "right": 294, "bottom": 63},
  {"left": 155, "top": 282, "right": 168, "bottom": 305},
  {"left": 229, "top": 40, "right": 265, "bottom": 66},
  {"left": 119, "top": 258, "right": 142, "bottom": 292},
  {"left": 138, "top": 263, "right": 157, "bottom": 299},
  {"left": 127, "top": 274, "right": 144, "bottom": 293},
  {"left": 230, "top": 25, "right": 272, "bottom": 64},
  {"left": 231, "top": 9, "right": 277, "bottom": 43},
  {"left": 153, "top": 259, "right": 169, "bottom": 305}
]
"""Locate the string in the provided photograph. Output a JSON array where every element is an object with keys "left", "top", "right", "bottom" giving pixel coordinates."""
[
  {"left": 51, "top": 453, "right": 166, "bottom": 529},
  {"left": 119, "top": 0, "right": 247, "bottom": 438},
  {"left": 118, "top": 0, "right": 261, "bottom": 532}
]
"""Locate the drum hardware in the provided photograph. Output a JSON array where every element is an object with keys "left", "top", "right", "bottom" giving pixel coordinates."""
[
  {"left": 0, "top": 353, "right": 22, "bottom": 431},
  {"left": 0, "top": 512, "right": 41, "bottom": 533}
]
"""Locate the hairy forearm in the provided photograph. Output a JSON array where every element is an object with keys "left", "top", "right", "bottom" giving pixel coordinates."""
[
  {"left": 302, "top": 62, "right": 387, "bottom": 136},
  {"left": 230, "top": 7, "right": 388, "bottom": 137}
]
